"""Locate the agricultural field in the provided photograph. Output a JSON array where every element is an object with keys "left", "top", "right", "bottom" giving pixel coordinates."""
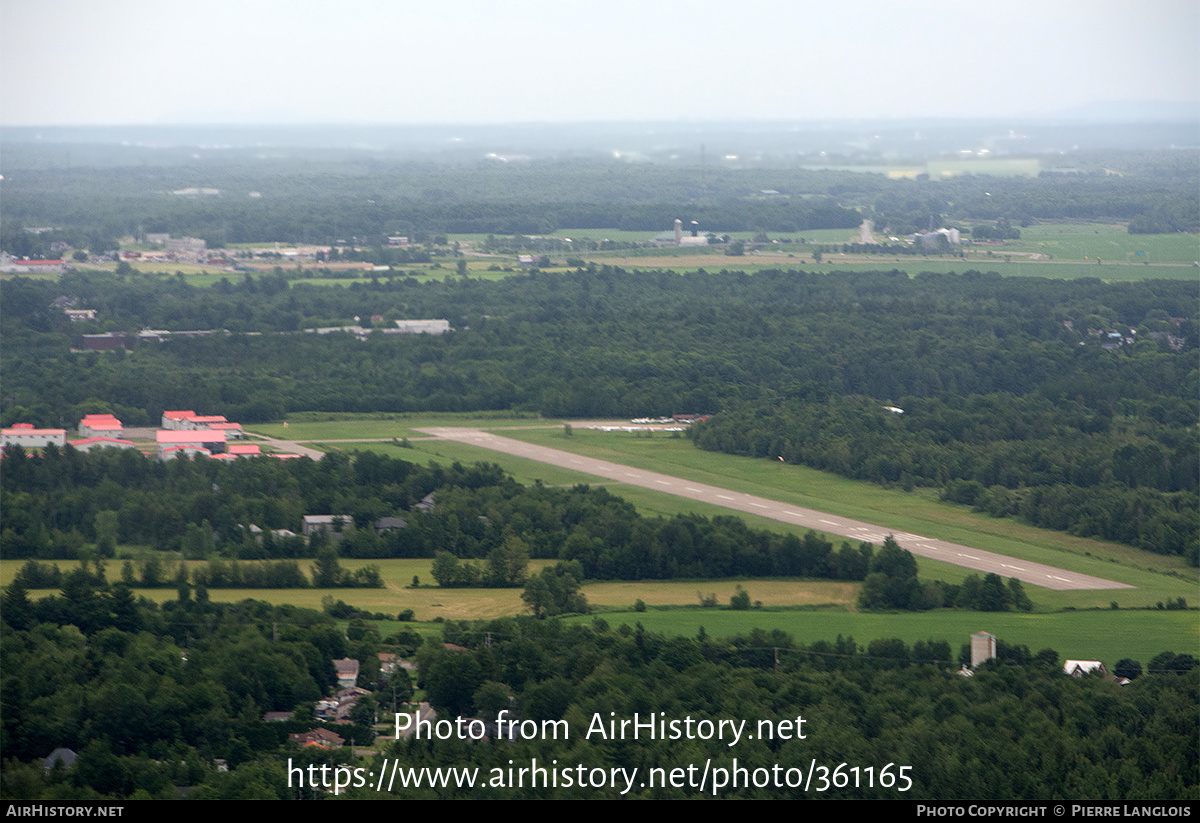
[
  {"left": 569, "top": 606, "right": 1196, "bottom": 667},
  {"left": 1013, "top": 223, "right": 1200, "bottom": 264}
]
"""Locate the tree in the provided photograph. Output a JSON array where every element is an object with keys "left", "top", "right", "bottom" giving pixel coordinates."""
[
  {"left": 94, "top": 510, "right": 119, "bottom": 556},
  {"left": 486, "top": 533, "right": 529, "bottom": 587},
  {"left": 1113, "top": 658, "right": 1143, "bottom": 680},
  {"left": 311, "top": 546, "right": 344, "bottom": 588},
  {"left": 521, "top": 562, "right": 587, "bottom": 618}
]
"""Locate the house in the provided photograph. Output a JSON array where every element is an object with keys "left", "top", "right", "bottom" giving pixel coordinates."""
[
  {"left": 333, "top": 658, "right": 360, "bottom": 689},
  {"left": 43, "top": 748, "right": 77, "bottom": 773},
  {"left": 289, "top": 728, "right": 344, "bottom": 749},
  {"left": 1063, "top": 660, "right": 1107, "bottom": 677},
  {"left": 375, "top": 516, "right": 407, "bottom": 535},
  {"left": 2, "top": 424, "right": 67, "bottom": 449},
  {"left": 303, "top": 515, "right": 352, "bottom": 542},
  {"left": 263, "top": 711, "right": 295, "bottom": 722}
]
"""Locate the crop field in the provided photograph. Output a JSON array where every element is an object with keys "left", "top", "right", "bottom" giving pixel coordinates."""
[
  {"left": 926, "top": 158, "right": 1042, "bottom": 178},
  {"left": 568, "top": 607, "right": 1196, "bottom": 667},
  {"left": 1013, "top": 224, "right": 1200, "bottom": 264}
]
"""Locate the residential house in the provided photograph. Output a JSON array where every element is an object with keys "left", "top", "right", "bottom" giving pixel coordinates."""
[{"left": 334, "top": 658, "right": 360, "bottom": 689}]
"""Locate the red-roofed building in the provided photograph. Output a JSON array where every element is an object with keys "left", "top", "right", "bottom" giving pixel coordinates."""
[
  {"left": 187, "top": 415, "right": 228, "bottom": 429},
  {"left": 207, "top": 421, "right": 244, "bottom": 439},
  {"left": 2, "top": 426, "right": 67, "bottom": 448},
  {"left": 79, "top": 414, "right": 123, "bottom": 438},
  {"left": 156, "top": 429, "right": 226, "bottom": 459},
  {"left": 161, "top": 411, "right": 196, "bottom": 430}
]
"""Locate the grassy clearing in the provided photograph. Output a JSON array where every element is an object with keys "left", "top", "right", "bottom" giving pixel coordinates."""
[
  {"left": 246, "top": 412, "right": 553, "bottom": 442},
  {"left": 583, "top": 579, "right": 859, "bottom": 610},
  {"left": 1013, "top": 224, "right": 1200, "bottom": 264},
  {"left": 549, "top": 255, "right": 1193, "bottom": 282},
  {"left": 569, "top": 607, "right": 1196, "bottom": 667},
  {"left": 927, "top": 158, "right": 1042, "bottom": 178}
]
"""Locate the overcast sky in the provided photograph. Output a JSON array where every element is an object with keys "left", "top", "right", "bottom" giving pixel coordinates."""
[{"left": 2, "top": 0, "right": 1197, "bottom": 126}]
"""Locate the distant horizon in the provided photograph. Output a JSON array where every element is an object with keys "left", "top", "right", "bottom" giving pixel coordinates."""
[
  {"left": 3, "top": 102, "right": 1198, "bottom": 133},
  {"left": 3, "top": 1, "right": 1195, "bottom": 129}
]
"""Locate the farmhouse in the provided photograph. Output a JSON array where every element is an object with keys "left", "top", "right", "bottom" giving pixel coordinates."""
[{"left": 1063, "top": 660, "right": 1107, "bottom": 677}]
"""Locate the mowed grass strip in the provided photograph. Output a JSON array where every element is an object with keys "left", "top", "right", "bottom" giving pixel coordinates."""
[
  {"left": 247, "top": 412, "right": 555, "bottom": 442},
  {"left": 488, "top": 429, "right": 1197, "bottom": 595}
]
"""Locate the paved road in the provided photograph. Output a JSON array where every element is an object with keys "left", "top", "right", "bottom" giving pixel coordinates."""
[
  {"left": 418, "top": 427, "right": 1133, "bottom": 592},
  {"left": 247, "top": 433, "right": 327, "bottom": 460}
]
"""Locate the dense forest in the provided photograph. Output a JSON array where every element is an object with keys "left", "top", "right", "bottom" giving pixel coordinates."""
[
  {"left": 4, "top": 266, "right": 1196, "bottom": 558},
  {"left": 0, "top": 446, "right": 882, "bottom": 588},
  {"left": 1, "top": 150, "right": 1196, "bottom": 252},
  {"left": 2, "top": 588, "right": 1196, "bottom": 799}
]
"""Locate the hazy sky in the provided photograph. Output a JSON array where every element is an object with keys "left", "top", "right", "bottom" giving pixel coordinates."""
[{"left": 2, "top": 0, "right": 1197, "bottom": 125}]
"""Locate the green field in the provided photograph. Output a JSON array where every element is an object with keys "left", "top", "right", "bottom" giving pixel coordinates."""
[
  {"left": 567, "top": 607, "right": 1196, "bottom": 668},
  {"left": 247, "top": 411, "right": 551, "bottom": 442},
  {"left": 1012, "top": 224, "right": 1200, "bottom": 264},
  {"left": 11, "top": 552, "right": 1190, "bottom": 665},
  {"left": 927, "top": 158, "right": 1042, "bottom": 178}
]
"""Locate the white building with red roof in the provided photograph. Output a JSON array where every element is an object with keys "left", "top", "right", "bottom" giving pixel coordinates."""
[
  {"left": 156, "top": 429, "right": 226, "bottom": 459},
  {"left": 161, "top": 410, "right": 196, "bottom": 430},
  {"left": 78, "top": 414, "right": 123, "bottom": 438},
  {"left": 2, "top": 424, "right": 67, "bottom": 448}
]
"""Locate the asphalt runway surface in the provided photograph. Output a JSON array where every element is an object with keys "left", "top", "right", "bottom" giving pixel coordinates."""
[{"left": 419, "top": 427, "right": 1133, "bottom": 592}]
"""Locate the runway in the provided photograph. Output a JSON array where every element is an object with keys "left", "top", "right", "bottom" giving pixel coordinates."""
[{"left": 418, "top": 427, "right": 1134, "bottom": 592}]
